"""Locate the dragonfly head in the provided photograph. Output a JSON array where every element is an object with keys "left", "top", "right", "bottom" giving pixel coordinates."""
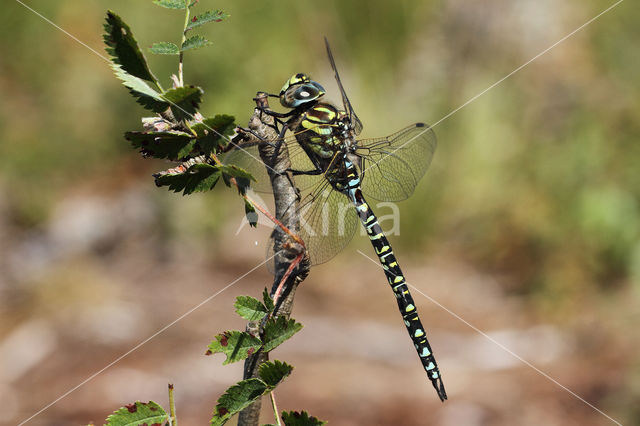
[{"left": 279, "top": 73, "right": 326, "bottom": 109}]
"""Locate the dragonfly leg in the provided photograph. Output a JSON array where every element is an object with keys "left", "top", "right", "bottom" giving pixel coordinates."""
[
  {"left": 256, "top": 106, "right": 298, "bottom": 119},
  {"left": 235, "top": 127, "right": 280, "bottom": 149},
  {"left": 288, "top": 168, "right": 323, "bottom": 176},
  {"left": 270, "top": 122, "right": 291, "bottom": 162}
]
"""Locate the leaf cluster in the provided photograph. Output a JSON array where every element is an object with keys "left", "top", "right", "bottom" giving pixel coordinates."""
[
  {"left": 94, "top": 294, "right": 321, "bottom": 426},
  {"left": 205, "top": 292, "right": 324, "bottom": 425},
  {"left": 150, "top": 0, "right": 228, "bottom": 55},
  {"left": 104, "top": 9, "right": 255, "bottom": 198},
  {"left": 100, "top": 5, "right": 322, "bottom": 426}
]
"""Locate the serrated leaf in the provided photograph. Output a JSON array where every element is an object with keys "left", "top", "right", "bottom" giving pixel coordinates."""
[
  {"left": 154, "top": 163, "right": 222, "bottom": 195},
  {"left": 181, "top": 35, "right": 212, "bottom": 51},
  {"left": 245, "top": 199, "right": 258, "bottom": 228},
  {"left": 112, "top": 64, "right": 168, "bottom": 112},
  {"left": 150, "top": 41, "right": 180, "bottom": 55},
  {"left": 153, "top": 0, "right": 187, "bottom": 9},
  {"left": 263, "top": 288, "right": 274, "bottom": 311},
  {"left": 234, "top": 296, "right": 267, "bottom": 321},
  {"left": 221, "top": 164, "right": 255, "bottom": 194},
  {"left": 281, "top": 411, "right": 327, "bottom": 426},
  {"left": 258, "top": 360, "right": 293, "bottom": 388},
  {"left": 220, "top": 164, "right": 255, "bottom": 182},
  {"left": 105, "top": 401, "right": 167, "bottom": 426},
  {"left": 191, "top": 114, "right": 236, "bottom": 155},
  {"left": 104, "top": 11, "right": 159, "bottom": 86},
  {"left": 186, "top": 10, "right": 229, "bottom": 30},
  {"left": 125, "top": 130, "right": 195, "bottom": 160},
  {"left": 162, "top": 86, "right": 203, "bottom": 121},
  {"left": 207, "top": 330, "right": 262, "bottom": 365},
  {"left": 262, "top": 316, "right": 303, "bottom": 353},
  {"left": 210, "top": 378, "right": 268, "bottom": 426}
]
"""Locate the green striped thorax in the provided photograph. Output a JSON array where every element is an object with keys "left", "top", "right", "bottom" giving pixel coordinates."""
[{"left": 279, "top": 73, "right": 326, "bottom": 108}]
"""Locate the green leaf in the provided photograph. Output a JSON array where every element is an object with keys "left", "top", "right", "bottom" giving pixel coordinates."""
[
  {"left": 111, "top": 64, "right": 168, "bottom": 112},
  {"left": 281, "top": 411, "right": 327, "bottom": 426},
  {"left": 206, "top": 330, "right": 262, "bottom": 365},
  {"left": 258, "top": 360, "right": 293, "bottom": 388},
  {"left": 186, "top": 10, "right": 230, "bottom": 30},
  {"left": 191, "top": 114, "right": 236, "bottom": 155},
  {"left": 154, "top": 163, "right": 222, "bottom": 195},
  {"left": 152, "top": 0, "right": 187, "bottom": 9},
  {"left": 105, "top": 401, "right": 168, "bottom": 426},
  {"left": 220, "top": 164, "right": 256, "bottom": 194},
  {"left": 262, "top": 317, "right": 303, "bottom": 353},
  {"left": 220, "top": 164, "right": 255, "bottom": 182},
  {"left": 210, "top": 378, "right": 268, "bottom": 426},
  {"left": 245, "top": 199, "right": 258, "bottom": 228},
  {"left": 162, "top": 86, "right": 204, "bottom": 121},
  {"left": 181, "top": 35, "right": 212, "bottom": 51},
  {"left": 104, "top": 11, "right": 159, "bottom": 86},
  {"left": 234, "top": 296, "right": 267, "bottom": 321},
  {"left": 125, "top": 130, "right": 195, "bottom": 160},
  {"left": 150, "top": 41, "right": 180, "bottom": 55},
  {"left": 263, "top": 288, "right": 274, "bottom": 311}
]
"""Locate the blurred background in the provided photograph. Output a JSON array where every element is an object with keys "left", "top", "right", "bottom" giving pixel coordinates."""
[{"left": 1, "top": 0, "right": 638, "bottom": 425}]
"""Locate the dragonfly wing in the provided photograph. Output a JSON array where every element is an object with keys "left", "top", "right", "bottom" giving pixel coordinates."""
[
  {"left": 324, "top": 37, "right": 363, "bottom": 136},
  {"left": 357, "top": 123, "right": 437, "bottom": 202},
  {"left": 222, "top": 140, "right": 273, "bottom": 193},
  {"left": 223, "top": 130, "right": 321, "bottom": 193},
  {"left": 268, "top": 170, "right": 358, "bottom": 268},
  {"left": 299, "top": 179, "right": 358, "bottom": 265}
]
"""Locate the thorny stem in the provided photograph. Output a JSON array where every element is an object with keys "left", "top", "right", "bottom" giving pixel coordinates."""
[
  {"left": 270, "top": 391, "right": 282, "bottom": 426},
  {"left": 168, "top": 383, "right": 177, "bottom": 426}
]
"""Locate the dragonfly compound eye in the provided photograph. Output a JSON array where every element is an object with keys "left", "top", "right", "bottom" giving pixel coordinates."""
[
  {"left": 279, "top": 73, "right": 311, "bottom": 97},
  {"left": 280, "top": 82, "right": 325, "bottom": 108}
]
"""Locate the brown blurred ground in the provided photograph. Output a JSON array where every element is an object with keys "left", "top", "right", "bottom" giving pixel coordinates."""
[{"left": 1, "top": 1, "right": 639, "bottom": 425}]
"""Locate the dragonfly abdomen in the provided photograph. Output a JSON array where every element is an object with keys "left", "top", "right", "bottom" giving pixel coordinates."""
[{"left": 346, "top": 178, "right": 447, "bottom": 401}]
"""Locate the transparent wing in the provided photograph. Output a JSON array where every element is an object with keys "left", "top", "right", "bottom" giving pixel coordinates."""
[
  {"left": 222, "top": 130, "right": 320, "bottom": 193},
  {"left": 357, "top": 123, "right": 437, "bottom": 202},
  {"left": 223, "top": 141, "right": 271, "bottom": 192},
  {"left": 324, "top": 37, "right": 363, "bottom": 136},
  {"left": 268, "top": 170, "right": 358, "bottom": 267}
]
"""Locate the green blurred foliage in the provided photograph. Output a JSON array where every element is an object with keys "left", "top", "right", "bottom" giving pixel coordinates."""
[
  {"left": 1, "top": 1, "right": 639, "bottom": 424},
  {"left": 1, "top": 1, "right": 638, "bottom": 312}
]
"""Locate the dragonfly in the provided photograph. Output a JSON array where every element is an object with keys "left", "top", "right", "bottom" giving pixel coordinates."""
[{"left": 227, "top": 38, "right": 446, "bottom": 401}]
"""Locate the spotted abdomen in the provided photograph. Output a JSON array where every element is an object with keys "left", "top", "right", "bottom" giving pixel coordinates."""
[{"left": 346, "top": 179, "right": 447, "bottom": 401}]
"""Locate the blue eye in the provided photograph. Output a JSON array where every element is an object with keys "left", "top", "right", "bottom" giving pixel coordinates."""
[
  {"left": 295, "top": 85, "right": 317, "bottom": 99},
  {"left": 311, "top": 82, "right": 325, "bottom": 93}
]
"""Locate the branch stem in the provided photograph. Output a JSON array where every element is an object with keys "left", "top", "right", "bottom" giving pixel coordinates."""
[
  {"left": 270, "top": 391, "right": 282, "bottom": 426},
  {"left": 168, "top": 383, "right": 177, "bottom": 426},
  {"left": 178, "top": 0, "right": 191, "bottom": 87},
  {"left": 237, "top": 93, "right": 309, "bottom": 426}
]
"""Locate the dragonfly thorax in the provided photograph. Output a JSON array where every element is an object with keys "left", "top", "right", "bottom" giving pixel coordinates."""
[{"left": 295, "top": 103, "right": 355, "bottom": 159}]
